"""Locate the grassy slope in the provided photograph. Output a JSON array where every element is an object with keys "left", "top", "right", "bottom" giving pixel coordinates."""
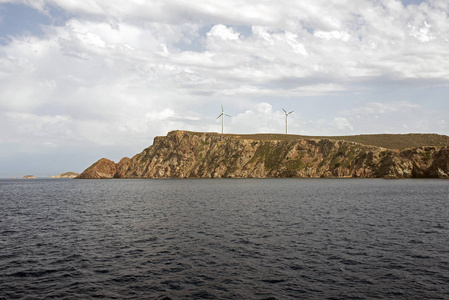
[{"left": 214, "top": 133, "right": 449, "bottom": 150}]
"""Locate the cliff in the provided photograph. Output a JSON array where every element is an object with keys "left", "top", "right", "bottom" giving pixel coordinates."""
[
  {"left": 76, "top": 131, "right": 449, "bottom": 179},
  {"left": 76, "top": 157, "right": 131, "bottom": 179}
]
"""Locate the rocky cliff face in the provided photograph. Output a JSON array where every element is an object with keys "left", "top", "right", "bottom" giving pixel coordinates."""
[
  {"left": 76, "top": 131, "right": 449, "bottom": 179},
  {"left": 76, "top": 157, "right": 131, "bottom": 179}
]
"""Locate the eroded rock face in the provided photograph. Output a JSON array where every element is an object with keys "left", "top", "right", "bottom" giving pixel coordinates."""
[
  {"left": 75, "top": 158, "right": 116, "bottom": 179},
  {"left": 76, "top": 131, "right": 449, "bottom": 179},
  {"left": 115, "top": 157, "right": 132, "bottom": 178}
]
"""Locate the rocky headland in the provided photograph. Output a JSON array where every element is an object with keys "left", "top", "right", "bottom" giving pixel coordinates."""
[
  {"left": 23, "top": 175, "right": 36, "bottom": 179},
  {"left": 76, "top": 131, "right": 449, "bottom": 179}
]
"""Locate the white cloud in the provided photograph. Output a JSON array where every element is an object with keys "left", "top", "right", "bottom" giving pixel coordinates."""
[
  {"left": 333, "top": 117, "right": 354, "bottom": 131},
  {"left": 409, "top": 21, "right": 436, "bottom": 42},
  {"left": 230, "top": 102, "right": 286, "bottom": 134},
  {"left": 1, "top": 0, "right": 449, "bottom": 175},
  {"left": 207, "top": 24, "right": 239, "bottom": 40},
  {"left": 314, "top": 30, "right": 351, "bottom": 42},
  {"left": 342, "top": 101, "right": 421, "bottom": 116},
  {"left": 0, "top": 111, "right": 74, "bottom": 147},
  {"left": 332, "top": 100, "right": 444, "bottom": 135}
]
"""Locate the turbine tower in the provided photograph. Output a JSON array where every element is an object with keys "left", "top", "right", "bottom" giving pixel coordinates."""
[
  {"left": 282, "top": 108, "right": 294, "bottom": 134},
  {"left": 216, "top": 105, "right": 231, "bottom": 134}
]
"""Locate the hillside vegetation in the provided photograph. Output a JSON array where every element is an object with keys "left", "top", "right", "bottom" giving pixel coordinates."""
[{"left": 211, "top": 132, "right": 449, "bottom": 150}]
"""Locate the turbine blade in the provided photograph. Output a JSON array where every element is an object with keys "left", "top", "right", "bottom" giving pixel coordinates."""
[
  {"left": 216, "top": 113, "right": 223, "bottom": 119},
  {"left": 288, "top": 110, "right": 294, "bottom": 114},
  {"left": 282, "top": 108, "right": 287, "bottom": 113},
  {"left": 221, "top": 104, "right": 223, "bottom": 112},
  {"left": 224, "top": 114, "right": 232, "bottom": 117}
]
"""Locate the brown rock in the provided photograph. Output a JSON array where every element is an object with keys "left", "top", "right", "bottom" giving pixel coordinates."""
[
  {"left": 75, "top": 158, "right": 118, "bottom": 179},
  {"left": 76, "top": 131, "right": 449, "bottom": 179}
]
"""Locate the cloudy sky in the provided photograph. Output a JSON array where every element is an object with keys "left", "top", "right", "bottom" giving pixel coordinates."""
[{"left": 1, "top": 0, "right": 448, "bottom": 177}]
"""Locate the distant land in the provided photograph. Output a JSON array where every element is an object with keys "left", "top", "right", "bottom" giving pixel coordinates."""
[
  {"left": 50, "top": 172, "right": 79, "bottom": 179},
  {"left": 23, "top": 175, "right": 36, "bottom": 179},
  {"left": 76, "top": 131, "right": 449, "bottom": 179}
]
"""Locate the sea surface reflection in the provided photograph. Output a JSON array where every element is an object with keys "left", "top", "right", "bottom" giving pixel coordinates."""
[{"left": 1, "top": 178, "right": 448, "bottom": 299}]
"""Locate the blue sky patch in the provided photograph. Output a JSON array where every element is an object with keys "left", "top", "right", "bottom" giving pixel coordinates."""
[{"left": 0, "top": 3, "right": 50, "bottom": 41}]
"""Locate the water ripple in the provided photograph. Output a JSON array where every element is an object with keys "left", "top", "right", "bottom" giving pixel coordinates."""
[{"left": 1, "top": 178, "right": 448, "bottom": 299}]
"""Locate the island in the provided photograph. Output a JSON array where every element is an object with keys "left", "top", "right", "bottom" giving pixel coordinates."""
[
  {"left": 50, "top": 172, "right": 79, "bottom": 179},
  {"left": 23, "top": 175, "right": 36, "bottom": 179},
  {"left": 76, "top": 130, "right": 449, "bottom": 179}
]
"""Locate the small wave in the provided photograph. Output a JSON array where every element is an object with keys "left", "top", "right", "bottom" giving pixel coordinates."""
[
  {"left": 261, "top": 279, "right": 286, "bottom": 284},
  {"left": 8, "top": 269, "right": 59, "bottom": 278},
  {"left": 2, "top": 178, "right": 449, "bottom": 299},
  {"left": 408, "top": 239, "right": 424, "bottom": 244}
]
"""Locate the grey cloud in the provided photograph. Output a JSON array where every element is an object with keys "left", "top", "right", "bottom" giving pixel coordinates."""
[{"left": 2, "top": 0, "right": 449, "bottom": 176}]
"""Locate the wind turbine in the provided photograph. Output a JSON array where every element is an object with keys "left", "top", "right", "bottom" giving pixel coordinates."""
[
  {"left": 216, "top": 105, "right": 231, "bottom": 134},
  {"left": 282, "top": 108, "right": 294, "bottom": 134}
]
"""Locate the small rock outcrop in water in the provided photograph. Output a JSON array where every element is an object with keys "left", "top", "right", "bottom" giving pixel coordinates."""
[
  {"left": 23, "top": 175, "right": 36, "bottom": 179},
  {"left": 76, "top": 131, "right": 449, "bottom": 179},
  {"left": 50, "top": 172, "right": 79, "bottom": 179}
]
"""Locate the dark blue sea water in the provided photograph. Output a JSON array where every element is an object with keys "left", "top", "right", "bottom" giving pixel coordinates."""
[{"left": 1, "top": 178, "right": 448, "bottom": 299}]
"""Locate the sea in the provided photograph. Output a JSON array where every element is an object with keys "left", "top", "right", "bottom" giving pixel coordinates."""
[{"left": 1, "top": 178, "right": 448, "bottom": 299}]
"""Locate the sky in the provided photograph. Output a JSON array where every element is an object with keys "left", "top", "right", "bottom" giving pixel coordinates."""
[{"left": 0, "top": 0, "right": 448, "bottom": 177}]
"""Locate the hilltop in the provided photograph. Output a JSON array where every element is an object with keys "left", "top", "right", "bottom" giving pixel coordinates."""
[
  {"left": 213, "top": 132, "right": 449, "bottom": 150},
  {"left": 76, "top": 131, "right": 449, "bottom": 179}
]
